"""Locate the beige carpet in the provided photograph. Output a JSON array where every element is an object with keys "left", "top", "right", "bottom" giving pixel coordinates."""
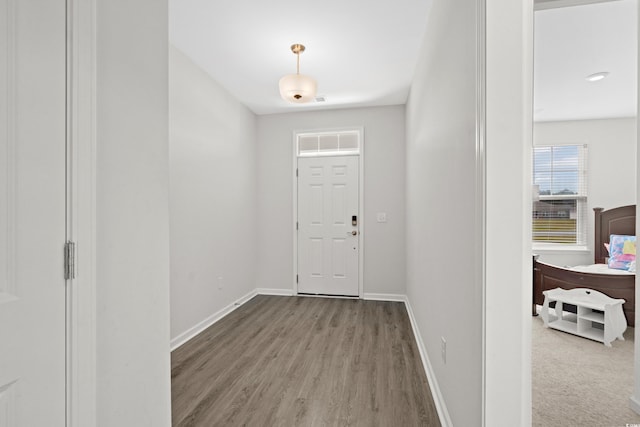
[{"left": 533, "top": 315, "right": 640, "bottom": 427}]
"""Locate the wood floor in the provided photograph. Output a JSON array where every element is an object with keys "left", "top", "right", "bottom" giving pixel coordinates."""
[{"left": 171, "top": 295, "right": 441, "bottom": 426}]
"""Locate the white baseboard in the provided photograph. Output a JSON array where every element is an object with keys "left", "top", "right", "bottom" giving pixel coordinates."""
[
  {"left": 170, "top": 289, "right": 257, "bottom": 351},
  {"left": 363, "top": 292, "right": 406, "bottom": 302},
  {"left": 403, "top": 296, "right": 452, "bottom": 427},
  {"left": 256, "top": 288, "right": 295, "bottom": 296},
  {"left": 630, "top": 395, "right": 640, "bottom": 415},
  {"left": 256, "top": 290, "right": 404, "bottom": 301}
]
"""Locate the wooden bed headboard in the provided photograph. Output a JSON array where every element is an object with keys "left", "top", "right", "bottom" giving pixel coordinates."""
[{"left": 594, "top": 205, "right": 636, "bottom": 264}]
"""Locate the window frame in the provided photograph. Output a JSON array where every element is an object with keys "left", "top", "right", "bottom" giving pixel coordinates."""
[{"left": 532, "top": 144, "right": 588, "bottom": 251}]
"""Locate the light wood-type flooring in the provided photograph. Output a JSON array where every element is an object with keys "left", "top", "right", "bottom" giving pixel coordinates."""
[{"left": 171, "top": 295, "right": 441, "bottom": 426}]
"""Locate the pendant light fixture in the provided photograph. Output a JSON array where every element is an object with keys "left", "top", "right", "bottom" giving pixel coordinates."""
[{"left": 279, "top": 44, "right": 317, "bottom": 103}]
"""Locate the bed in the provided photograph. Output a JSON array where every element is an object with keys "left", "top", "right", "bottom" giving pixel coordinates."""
[{"left": 532, "top": 205, "right": 636, "bottom": 327}]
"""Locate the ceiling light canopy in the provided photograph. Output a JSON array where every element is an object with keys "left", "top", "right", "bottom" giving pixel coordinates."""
[
  {"left": 279, "top": 44, "right": 317, "bottom": 103},
  {"left": 585, "top": 72, "right": 610, "bottom": 82}
]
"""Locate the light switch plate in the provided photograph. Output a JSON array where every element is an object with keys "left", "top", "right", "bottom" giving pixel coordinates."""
[{"left": 377, "top": 212, "right": 387, "bottom": 223}]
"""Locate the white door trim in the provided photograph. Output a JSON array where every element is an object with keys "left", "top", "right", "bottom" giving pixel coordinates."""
[
  {"left": 292, "top": 127, "right": 365, "bottom": 298},
  {"left": 534, "top": 0, "right": 621, "bottom": 11},
  {"left": 66, "top": 0, "right": 97, "bottom": 425},
  {"left": 633, "top": 0, "right": 640, "bottom": 416},
  {"left": 478, "top": 0, "right": 488, "bottom": 424}
]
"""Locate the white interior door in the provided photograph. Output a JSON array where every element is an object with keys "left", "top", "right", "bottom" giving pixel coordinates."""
[
  {"left": 297, "top": 156, "right": 359, "bottom": 296},
  {"left": 0, "top": 1, "right": 67, "bottom": 425}
]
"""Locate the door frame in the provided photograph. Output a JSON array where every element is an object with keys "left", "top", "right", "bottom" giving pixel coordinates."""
[
  {"left": 292, "top": 127, "right": 365, "bottom": 298},
  {"left": 66, "top": 0, "right": 97, "bottom": 425}
]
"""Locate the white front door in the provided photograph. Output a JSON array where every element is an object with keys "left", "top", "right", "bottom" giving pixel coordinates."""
[
  {"left": 0, "top": 1, "right": 67, "bottom": 425},
  {"left": 297, "top": 156, "right": 359, "bottom": 296}
]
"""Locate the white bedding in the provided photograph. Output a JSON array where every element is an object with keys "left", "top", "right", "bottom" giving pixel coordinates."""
[{"left": 569, "top": 263, "right": 635, "bottom": 275}]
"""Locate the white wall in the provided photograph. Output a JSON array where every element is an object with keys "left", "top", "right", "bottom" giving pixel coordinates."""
[
  {"left": 406, "top": 0, "right": 532, "bottom": 425},
  {"left": 534, "top": 118, "right": 637, "bottom": 266},
  {"left": 169, "top": 46, "right": 258, "bottom": 341},
  {"left": 256, "top": 106, "right": 406, "bottom": 296},
  {"left": 405, "top": 1, "right": 482, "bottom": 425},
  {"left": 96, "top": 0, "right": 171, "bottom": 425}
]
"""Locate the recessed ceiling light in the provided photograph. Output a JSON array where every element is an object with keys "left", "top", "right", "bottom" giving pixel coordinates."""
[{"left": 585, "top": 72, "right": 609, "bottom": 82}]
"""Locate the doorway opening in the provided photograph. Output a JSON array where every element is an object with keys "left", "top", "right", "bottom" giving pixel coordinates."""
[{"left": 531, "top": 0, "right": 639, "bottom": 423}]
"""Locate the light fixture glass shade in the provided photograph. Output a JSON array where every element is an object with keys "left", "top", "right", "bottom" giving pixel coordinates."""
[{"left": 279, "top": 73, "right": 317, "bottom": 103}]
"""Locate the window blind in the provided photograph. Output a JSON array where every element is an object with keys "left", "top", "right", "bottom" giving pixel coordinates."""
[{"left": 532, "top": 145, "right": 588, "bottom": 245}]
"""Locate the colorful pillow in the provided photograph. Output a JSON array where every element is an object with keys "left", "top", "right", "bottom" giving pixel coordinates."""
[{"left": 608, "top": 234, "right": 636, "bottom": 271}]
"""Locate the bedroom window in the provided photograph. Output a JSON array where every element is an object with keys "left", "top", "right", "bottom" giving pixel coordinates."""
[{"left": 532, "top": 144, "right": 588, "bottom": 246}]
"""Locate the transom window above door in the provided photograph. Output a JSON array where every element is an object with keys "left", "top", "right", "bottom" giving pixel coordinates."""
[{"left": 297, "top": 130, "right": 360, "bottom": 157}]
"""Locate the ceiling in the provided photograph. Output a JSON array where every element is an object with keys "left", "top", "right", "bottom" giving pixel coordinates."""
[
  {"left": 169, "top": 0, "right": 433, "bottom": 115},
  {"left": 169, "top": 0, "right": 638, "bottom": 121},
  {"left": 534, "top": 0, "right": 637, "bottom": 121}
]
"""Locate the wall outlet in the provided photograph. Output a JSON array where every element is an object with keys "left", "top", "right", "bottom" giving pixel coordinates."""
[
  {"left": 441, "top": 337, "right": 447, "bottom": 364},
  {"left": 217, "top": 276, "right": 223, "bottom": 290}
]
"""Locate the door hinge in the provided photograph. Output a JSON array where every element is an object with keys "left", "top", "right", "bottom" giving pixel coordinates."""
[
  {"left": 64, "top": 240, "right": 76, "bottom": 280},
  {"left": 296, "top": 221, "right": 299, "bottom": 230},
  {"left": 296, "top": 274, "right": 299, "bottom": 283},
  {"left": 296, "top": 168, "right": 298, "bottom": 177}
]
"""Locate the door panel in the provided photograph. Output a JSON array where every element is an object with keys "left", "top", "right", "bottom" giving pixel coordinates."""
[
  {"left": 0, "top": 0, "right": 67, "bottom": 425},
  {"left": 331, "top": 184, "right": 346, "bottom": 224},
  {"left": 298, "top": 156, "right": 359, "bottom": 296},
  {"left": 331, "top": 238, "right": 347, "bottom": 277}
]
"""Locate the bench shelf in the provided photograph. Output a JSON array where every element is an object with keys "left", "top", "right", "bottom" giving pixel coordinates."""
[{"left": 541, "top": 287, "right": 627, "bottom": 347}]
